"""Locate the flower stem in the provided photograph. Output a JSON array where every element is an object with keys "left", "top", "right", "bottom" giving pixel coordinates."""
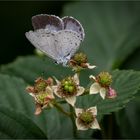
[
  {"left": 53, "top": 101, "right": 71, "bottom": 117},
  {"left": 69, "top": 105, "right": 77, "bottom": 138}
]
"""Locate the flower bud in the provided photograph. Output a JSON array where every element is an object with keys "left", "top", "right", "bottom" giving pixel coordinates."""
[
  {"left": 35, "top": 77, "right": 48, "bottom": 92},
  {"left": 61, "top": 77, "right": 77, "bottom": 96},
  {"left": 79, "top": 111, "right": 94, "bottom": 125},
  {"left": 73, "top": 52, "right": 87, "bottom": 65},
  {"left": 107, "top": 87, "right": 117, "bottom": 99},
  {"left": 36, "top": 92, "right": 49, "bottom": 105},
  {"left": 97, "top": 72, "right": 112, "bottom": 87}
]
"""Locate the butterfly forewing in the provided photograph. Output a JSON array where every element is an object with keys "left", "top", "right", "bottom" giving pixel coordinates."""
[
  {"left": 62, "top": 16, "right": 85, "bottom": 40},
  {"left": 32, "top": 14, "right": 63, "bottom": 32}
]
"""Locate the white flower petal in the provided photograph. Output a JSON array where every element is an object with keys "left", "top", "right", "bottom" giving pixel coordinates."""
[
  {"left": 89, "top": 83, "right": 100, "bottom": 94},
  {"left": 46, "top": 86, "right": 54, "bottom": 98},
  {"left": 100, "top": 88, "right": 106, "bottom": 99},
  {"left": 89, "top": 75, "right": 96, "bottom": 80},
  {"left": 86, "top": 63, "right": 96, "bottom": 69},
  {"left": 46, "top": 86, "right": 52, "bottom": 93},
  {"left": 34, "top": 104, "right": 42, "bottom": 115},
  {"left": 29, "top": 93, "right": 38, "bottom": 101},
  {"left": 90, "top": 118, "right": 100, "bottom": 130},
  {"left": 88, "top": 106, "right": 97, "bottom": 116},
  {"left": 75, "top": 108, "right": 83, "bottom": 117},
  {"left": 76, "top": 118, "right": 88, "bottom": 130},
  {"left": 77, "top": 86, "right": 85, "bottom": 96},
  {"left": 53, "top": 76, "right": 60, "bottom": 84},
  {"left": 29, "top": 93, "right": 35, "bottom": 97},
  {"left": 52, "top": 86, "right": 62, "bottom": 98},
  {"left": 73, "top": 73, "right": 79, "bottom": 85},
  {"left": 42, "top": 104, "right": 48, "bottom": 109},
  {"left": 65, "top": 96, "right": 76, "bottom": 106}
]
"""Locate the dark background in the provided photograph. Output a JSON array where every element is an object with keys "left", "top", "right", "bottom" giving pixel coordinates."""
[{"left": 0, "top": 1, "right": 67, "bottom": 64}]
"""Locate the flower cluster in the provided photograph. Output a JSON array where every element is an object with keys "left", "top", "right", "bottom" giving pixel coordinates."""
[
  {"left": 26, "top": 77, "right": 54, "bottom": 115},
  {"left": 26, "top": 53, "right": 117, "bottom": 131},
  {"left": 25, "top": 14, "right": 118, "bottom": 134}
]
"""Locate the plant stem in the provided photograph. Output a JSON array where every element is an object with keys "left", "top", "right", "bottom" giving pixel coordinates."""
[
  {"left": 53, "top": 101, "right": 78, "bottom": 138},
  {"left": 53, "top": 101, "right": 71, "bottom": 117},
  {"left": 69, "top": 105, "right": 77, "bottom": 138}
]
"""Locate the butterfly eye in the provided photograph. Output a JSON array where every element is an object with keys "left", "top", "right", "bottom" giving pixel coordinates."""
[{"left": 54, "top": 61, "right": 59, "bottom": 65}]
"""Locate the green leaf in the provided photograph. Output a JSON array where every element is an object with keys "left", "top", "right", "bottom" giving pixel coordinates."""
[
  {"left": 76, "top": 70, "right": 140, "bottom": 115},
  {"left": 115, "top": 95, "right": 140, "bottom": 138},
  {"left": 63, "top": 2, "right": 140, "bottom": 70},
  {"left": 0, "top": 106, "right": 47, "bottom": 139},
  {"left": 0, "top": 74, "right": 49, "bottom": 134},
  {"left": 116, "top": 48, "right": 140, "bottom": 138},
  {"left": 45, "top": 106, "right": 74, "bottom": 138},
  {"left": 0, "top": 56, "right": 72, "bottom": 84},
  {"left": 0, "top": 74, "right": 74, "bottom": 138}
]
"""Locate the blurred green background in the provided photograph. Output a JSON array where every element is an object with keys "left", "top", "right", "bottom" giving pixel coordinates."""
[{"left": 0, "top": 1, "right": 140, "bottom": 139}]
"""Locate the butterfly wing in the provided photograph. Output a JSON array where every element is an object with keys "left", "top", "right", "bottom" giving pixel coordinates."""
[
  {"left": 32, "top": 14, "right": 63, "bottom": 32},
  {"left": 62, "top": 16, "right": 85, "bottom": 40},
  {"left": 26, "top": 15, "right": 84, "bottom": 65},
  {"left": 54, "top": 30, "right": 82, "bottom": 64},
  {"left": 25, "top": 29, "right": 60, "bottom": 61}
]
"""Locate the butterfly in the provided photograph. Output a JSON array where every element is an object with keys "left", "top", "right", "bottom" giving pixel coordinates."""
[{"left": 25, "top": 14, "right": 85, "bottom": 66}]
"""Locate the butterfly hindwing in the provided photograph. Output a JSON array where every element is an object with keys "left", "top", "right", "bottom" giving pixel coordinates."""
[
  {"left": 54, "top": 30, "right": 82, "bottom": 62},
  {"left": 25, "top": 29, "right": 60, "bottom": 62}
]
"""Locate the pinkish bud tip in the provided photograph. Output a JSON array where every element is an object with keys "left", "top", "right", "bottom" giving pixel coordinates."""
[{"left": 107, "top": 87, "right": 117, "bottom": 99}]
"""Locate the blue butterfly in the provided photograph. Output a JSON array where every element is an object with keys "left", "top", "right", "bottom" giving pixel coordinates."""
[{"left": 25, "top": 14, "right": 85, "bottom": 66}]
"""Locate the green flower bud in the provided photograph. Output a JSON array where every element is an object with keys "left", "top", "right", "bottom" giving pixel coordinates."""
[
  {"left": 79, "top": 111, "right": 94, "bottom": 124},
  {"left": 36, "top": 92, "right": 48, "bottom": 104},
  {"left": 64, "top": 85, "right": 69, "bottom": 91},
  {"left": 67, "top": 81, "right": 73, "bottom": 86},
  {"left": 97, "top": 72, "right": 112, "bottom": 87},
  {"left": 35, "top": 81, "right": 47, "bottom": 92},
  {"left": 68, "top": 86, "right": 74, "bottom": 93},
  {"left": 34, "top": 77, "right": 48, "bottom": 92},
  {"left": 73, "top": 52, "right": 87, "bottom": 65},
  {"left": 64, "top": 81, "right": 69, "bottom": 86},
  {"left": 61, "top": 76, "right": 77, "bottom": 96}
]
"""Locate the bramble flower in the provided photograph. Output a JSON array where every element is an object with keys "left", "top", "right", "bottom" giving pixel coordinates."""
[
  {"left": 75, "top": 106, "right": 100, "bottom": 130},
  {"left": 89, "top": 72, "right": 116, "bottom": 99},
  {"left": 68, "top": 52, "right": 96, "bottom": 71},
  {"left": 53, "top": 74, "right": 85, "bottom": 106},
  {"left": 26, "top": 77, "right": 54, "bottom": 115}
]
